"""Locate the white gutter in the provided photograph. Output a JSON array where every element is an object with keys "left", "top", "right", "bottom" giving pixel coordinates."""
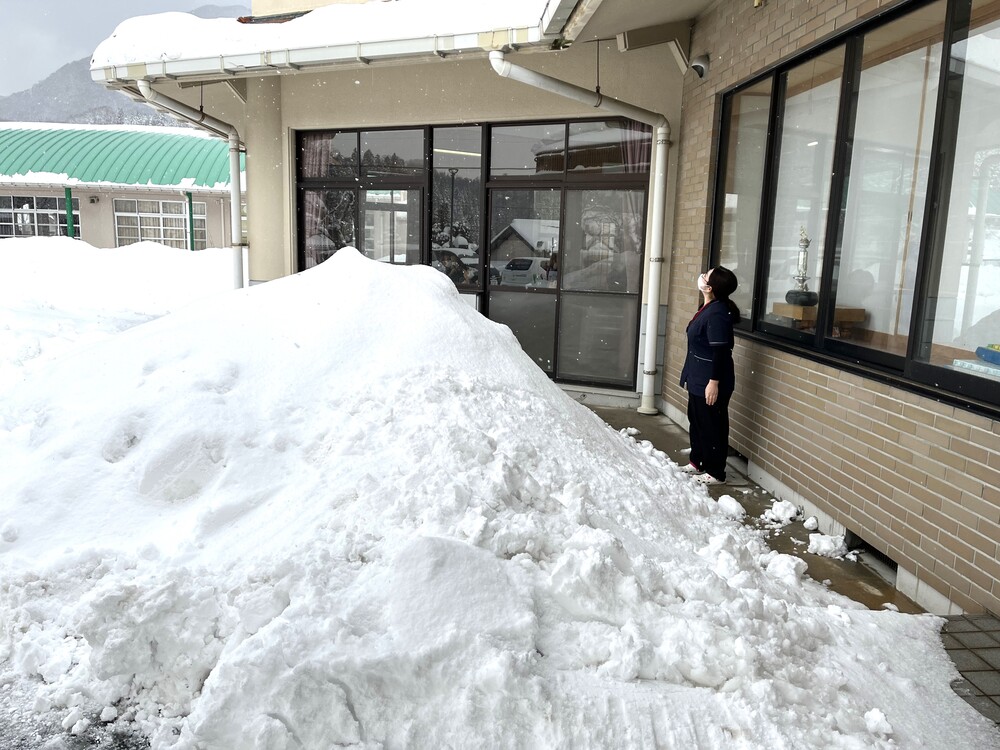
[
  {"left": 136, "top": 80, "right": 245, "bottom": 289},
  {"left": 92, "top": 29, "right": 545, "bottom": 86},
  {"left": 488, "top": 50, "right": 671, "bottom": 415}
]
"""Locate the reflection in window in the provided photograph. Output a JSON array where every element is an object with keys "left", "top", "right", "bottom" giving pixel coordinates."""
[
  {"left": 716, "top": 79, "right": 771, "bottom": 319},
  {"left": 432, "top": 127, "right": 483, "bottom": 287},
  {"left": 490, "top": 123, "right": 565, "bottom": 177},
  {"left": 562, "top": 190, "right": 644, "bottom": 293},
  {"left": 558, "top": 293, "right": 638, "bottom": 385},
  {"left": 764, "top": 47, "right": 845, "bottom": 333},
  {"left": 364, "top": 190, "right": 420, "bottom": 265},
  {"left": 361, "top": 130, "right": 424, "bottom": 177},
  {"left": 113, "top": 198, "right": 203, "bottom": 250},
  {"left": 831, "top": 2, "right": 944, "bottom": 354},
  {"left": 299, "top": 131, "right": 358, "bottom": 178},
  {"left": 567, "top": 121, "right": 652, "bottom": 173},
  {"left": 301, "top": 189, "right": 356, "bottom": 268},
  {"left": 489, "top": 189, "right": 561, "bottom": 287},
  {"left": 926, "top": 1, "right": 1000, "bottom": 381},
  {"left": 489, "top": 291, "right": 557, "bottom": 373}
]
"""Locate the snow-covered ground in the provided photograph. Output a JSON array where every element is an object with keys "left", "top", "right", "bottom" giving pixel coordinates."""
[{"left": 0, "top": 235, "right": 997, "bottom": 749}]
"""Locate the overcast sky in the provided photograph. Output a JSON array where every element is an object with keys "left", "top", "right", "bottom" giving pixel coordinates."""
[{"left": 0, "top": 2, "right": 246, "bottom": 97}]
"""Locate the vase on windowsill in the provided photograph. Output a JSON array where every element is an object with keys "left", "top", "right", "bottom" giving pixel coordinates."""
[{"left": 786, "top": 227, "right": 818, "bottom": 307}]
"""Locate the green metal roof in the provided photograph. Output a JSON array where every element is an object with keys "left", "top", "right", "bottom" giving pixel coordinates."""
[{"left": 0, "top": 125, "right": 242, "bottom": 190}]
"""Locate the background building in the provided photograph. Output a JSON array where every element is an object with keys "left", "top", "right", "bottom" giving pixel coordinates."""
[{"left": 0, "top": 123, "right": 243, "bottom": 250}]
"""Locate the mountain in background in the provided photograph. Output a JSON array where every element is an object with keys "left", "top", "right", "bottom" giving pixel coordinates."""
[{"left": 0, "top": 5, "right": 250, "bottom": 126}]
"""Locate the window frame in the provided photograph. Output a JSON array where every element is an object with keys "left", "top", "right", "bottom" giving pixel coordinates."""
[{"left": 709, "top": 0, "right": 1000, "bottom": 417}]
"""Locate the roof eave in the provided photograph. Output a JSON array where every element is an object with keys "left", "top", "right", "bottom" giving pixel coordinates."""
[{"left": 90, "top": 27, "right": 553, "bottom": 86}]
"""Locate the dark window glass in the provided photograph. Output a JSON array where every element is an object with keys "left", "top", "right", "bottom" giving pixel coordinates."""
[
  {"left": 557, "top": 292, "right": 638, "bottom": 385},
  {"left": 489, "top": 291, "right": 557, "bottom": 373},
  {"left": 490, "top": 123, "right": 565, "bottom": 177},
  {"left": 362, "top": 189, "right": 421, "bottom": 264},
  {"left": 828, "top": 2, "right": 945, "bottom": 354},
  {"left": 562, "top": 189, "right": 644, "bottom": 293},
  {"left": 488, "top": 188, "right": 560, "bottom": 286},
  {"left": 432, "top": 126, "right": 483, "bottom": 287},
  {"left": 300, "top": 131, "right": 358, "bottom": 178},
  {"left": 361, "top": 130, "right": 424, "bottom": 177},
  {"left": 922, "top": 0, "right": 1000, "bottom": 380},
  {"left": 716, "top": 78, "right": 772, "bottom": 320},
  {"left": 0, "top": 196, "right": 11, "bottom": 209},
  {"left": 567, "top": 121, "right": 652, "bottom": 174},
  {"left": 302, "top": 189, "right": 356, "bottom": 268}
]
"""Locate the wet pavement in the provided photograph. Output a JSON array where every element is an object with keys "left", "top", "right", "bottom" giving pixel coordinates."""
[{"left": 589, "top": 405, "right": 1000, "bottom": 728}]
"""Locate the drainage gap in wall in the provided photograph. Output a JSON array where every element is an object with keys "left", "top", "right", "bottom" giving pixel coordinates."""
[{"left": 846, "top": 530, "right": 898, "bottom": 586}]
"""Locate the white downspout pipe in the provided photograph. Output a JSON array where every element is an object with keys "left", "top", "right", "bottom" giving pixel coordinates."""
[
  {"left": 136, "top": 79, "right": 245, "bottom": 289},
  {"left": 488, "top": 51, "right": 671, "bottom": 415}
]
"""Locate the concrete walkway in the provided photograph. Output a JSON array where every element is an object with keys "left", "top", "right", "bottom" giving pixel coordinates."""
[{"left": 589, "top": 405, "right": 1000, "bottom": 728}]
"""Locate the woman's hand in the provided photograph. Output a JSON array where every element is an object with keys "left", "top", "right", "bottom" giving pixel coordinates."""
[{"left": 705, "top": 379, "right": 719, "bottom": 406}]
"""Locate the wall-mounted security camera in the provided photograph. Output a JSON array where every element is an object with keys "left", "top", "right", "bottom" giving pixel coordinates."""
[{"left": 690, "top": 54, "right": 710, "bottom": 79}]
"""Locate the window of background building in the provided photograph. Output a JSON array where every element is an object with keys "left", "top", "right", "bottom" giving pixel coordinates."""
[
  {"left": 114, "top": 198, "right": 206, "bottom": 250},
  {"left": 0, "top": 195, "right": 81, "bottom": 238},
  {"left": 711, "top": 0, "right": 1000, "bottom": 413}
]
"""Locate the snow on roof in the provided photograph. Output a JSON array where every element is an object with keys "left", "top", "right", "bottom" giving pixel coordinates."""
[
  {"left": 0, "top": 123, "right": 241, "bottom": 191},
  {"left": 91, "top": 1, "right": 554, "bottom": 80}
]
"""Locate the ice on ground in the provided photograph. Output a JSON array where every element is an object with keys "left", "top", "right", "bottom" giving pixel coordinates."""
[
  {"left": 763, "top": 498, "right": 801, "bottom": 526},
  {"left": 809, "top": 533, "right": 849, "bottom": 559}
]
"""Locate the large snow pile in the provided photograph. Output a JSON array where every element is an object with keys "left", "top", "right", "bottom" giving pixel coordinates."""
[{"left": 0, "top": 237, "right": 997, "bottom": 749}]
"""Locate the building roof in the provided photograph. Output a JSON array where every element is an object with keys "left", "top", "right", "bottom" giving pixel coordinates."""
[
  {"left": 90, "top": 1, "right": 565, "bottom": 85},
  {"left": 0, "top": 123, "right": 242, "bottom": 193}
]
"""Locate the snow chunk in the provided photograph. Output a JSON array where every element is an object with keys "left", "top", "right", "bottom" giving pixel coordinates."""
[{"left": 808, "top": 534, "right": 849, "bottom": 559}]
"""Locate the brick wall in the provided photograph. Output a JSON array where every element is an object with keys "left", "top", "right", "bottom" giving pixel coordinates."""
[{"left": 665, "top": 0, "right": 1000, "bottom": 614}]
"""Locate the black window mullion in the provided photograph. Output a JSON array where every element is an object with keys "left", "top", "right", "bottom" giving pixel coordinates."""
[
  {"left": 751, "top": 71, "right": 786, "bottom": 331},
  {"left": 906, "top": 0, "right": 972, "bottom": 370},
  {"left": 816, "top": 36, "right": 864, "bottom": 350}
]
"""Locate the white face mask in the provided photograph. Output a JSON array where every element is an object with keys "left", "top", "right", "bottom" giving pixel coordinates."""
[{"left": 697, "top": 272, "right": 711, "bottom": 292}]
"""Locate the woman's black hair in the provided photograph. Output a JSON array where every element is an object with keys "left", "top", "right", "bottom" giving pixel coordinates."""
[{"left": 709, "top": 265, "right": 742, "bottom": 324}]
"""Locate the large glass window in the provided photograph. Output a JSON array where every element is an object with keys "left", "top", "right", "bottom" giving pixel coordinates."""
[
  {"left": 832, "top": 2, "right": 945, "bottom": 355},
  {"left": 296, "top": 120, "right": 649, "bottom": 390},
  {"left": 363, "top": 189, "right": 420, "bottom": 264},
  {"left": 491, "top": 123, "right": 565, "bottom": 177},
  {"left": 302, "top": 189, "right": 356, "bottom": 268},
  {"left": 923, "top": 0, "right": 1000, "bottom": 384},
  {"left": 562, "top": 189, "right": 644, "bottom": 293},
  {"left": 0, "top": 195, "right": 81, "bottom": 239},
  {"left": 297, "top": 129, "right": 424, "bottom": 269},
  {"left": 713, "top": 0, "right": 1000, "bottom": 412},
  {"left": 431, "top": 127, "right": 483, "bottom": 287},
  {"left": 715, "top": 79, "right": 772, "bottom": 320},
  {"left": 764, "top": 47, "right": 845, "bottom": 335}
]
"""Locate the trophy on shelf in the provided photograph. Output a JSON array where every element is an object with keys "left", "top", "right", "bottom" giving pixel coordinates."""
[{"left": 785, "top": 226, "right": 818, "bottom": 306}]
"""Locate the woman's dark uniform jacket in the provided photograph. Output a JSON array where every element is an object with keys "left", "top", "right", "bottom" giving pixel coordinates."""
[{"left": 679, "top": 299, "right": 735, "bottom": 397}]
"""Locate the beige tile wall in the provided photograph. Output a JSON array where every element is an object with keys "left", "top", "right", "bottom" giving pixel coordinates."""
[{"left": 665, "top": 0, "right": 1000, "bottom": 614}]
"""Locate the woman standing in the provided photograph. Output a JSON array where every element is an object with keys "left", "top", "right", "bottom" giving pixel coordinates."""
[{"left": 678, "top": 266, "right": 741, "bottom": 485}]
